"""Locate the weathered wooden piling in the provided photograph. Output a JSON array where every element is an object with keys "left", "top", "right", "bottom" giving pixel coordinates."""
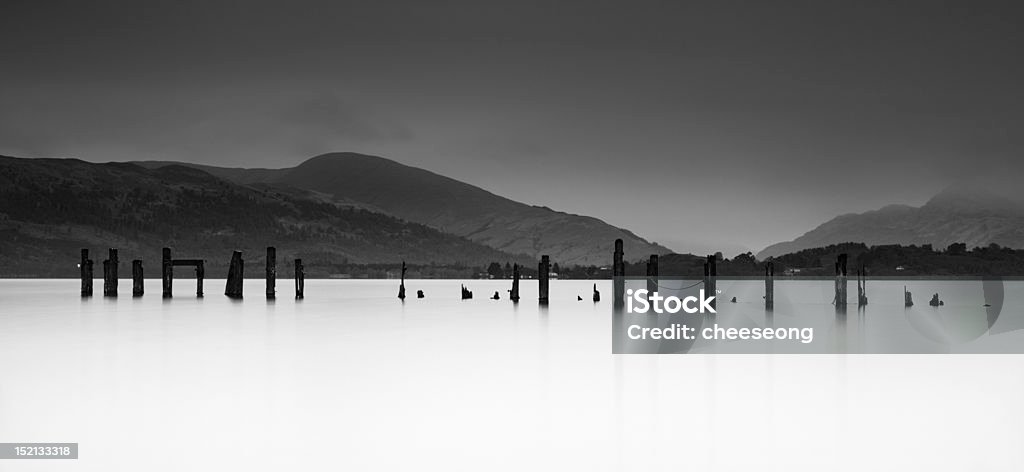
[
  {"left": 132, "top": 259, "right": 144, "bottom": 297},
  {"left": 834, "top": 253, "right": 848, "bottom": 310},
  {"left": 538, "top": 255, "right": 550, "bottom": 304},
  {"left": 103, "top": 248, "right": 118, "bottom": 297},
  {"left": 764, "top": 261, "right": 774, "bottom": 310},
  {"left": 857, "top": 266, "right": 868, "bottom": 307},
  {"left": 509, "top": 263, "right": 520, "bottom": 302},
  {"left": 904, "top": 286, "right": 914, "bottom": 307},
  {"left": 80, "top": 249, "right": 94, "bottom": 297},
  {"left": 646, "top": 254, "right": 659, "bottom": 295},
  {"left": 704, "top": 254, "right": 717, "bottom": 310},
  {"left": 398, "top": 261, "right": 406, "bottom": 300},
  {"left": 265, "top": 246, "right": 276, "bottom": 300},
  {"left": 295, "top": 258, "right": 305, "bottom": 299},
  {"left": 461, "top": 284, "right": 473, "bottom": 299},
  {"left": 162, "top": 247, "right": 173, "bottom": 298},
  {"left": 613, "top": 239, "right": 625, "bottom": 306},
  {"left": 195, "top": 261, "right": 205, "bottom": 297},
  {"left": 225, "top": 251, "right": 244, "bottom": 299},
  {"left": 593, "top": 283, "right": 600, "bottom": 302}
]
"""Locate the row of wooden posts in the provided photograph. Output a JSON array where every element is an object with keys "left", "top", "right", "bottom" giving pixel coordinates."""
[
  {"left": 80, "top": 247, "right": 305, "bottom": 299},
  {"left": 80, "top": 241, "right": 874, "bottom": 310}
]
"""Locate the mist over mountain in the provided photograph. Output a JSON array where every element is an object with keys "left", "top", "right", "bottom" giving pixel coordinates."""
[
  {"left": 758, "top": 180, "right": 1024, "bottom": 259},
  {"left": 140, "top": 152, "right": 671, "bottom": 265},
  {"left": 0, "top": 155, "right": 529, "bottom": 277}
]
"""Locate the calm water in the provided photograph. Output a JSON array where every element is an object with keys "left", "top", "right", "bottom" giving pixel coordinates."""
[{"left": 1, "top": 279, "right": 1023, "bottom": 470}]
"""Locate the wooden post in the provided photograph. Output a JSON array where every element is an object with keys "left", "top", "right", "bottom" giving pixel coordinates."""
[
  {"left": 613, "top": 239, "right": 625, "bottom": 306},
  {"left": 904, "top": 286, "right": 913, "bottom": 307},
  {"left": 398, "top": 260, "right": 406, "bottom": 300},
  {"left": 80, "top": 249, "right": 93, "bottom": 297},
  {"left": 196, "top": 261, "right": 205, "bottom": 297},
  {"left": 646, "top": 254, "right": 658, "bottom": 295},
  {"left": 266, "top": 246, "right": 276, "bottom": 300},
  {"left": 162, "top": 248, "right": 173, "bottom": 298},
  {"left": 765, "top": 261, "right": 774, "bottom": 310},
  {"left": 132, "top": 259, "right": 144, "bottom": 297},
  {"left": 593, "top": 283, "right": 600, "bottom": 302},
  {"left": 509, "top": 263, "right": 520, "bottom": 302},
  {"left": 706, "top": 254, "right": 717, "bottom": 310},
  {"left": 295, "top": 258, "right": 305, "bottom": 299},
  {"left": 103, "top": 248, "right": 118, "bottom": 297},
  {"left": 857, "top": 265, "right": 868, "bottom": 307},
  {"left": 225, "top": 251, "right": 244, "bottom": 299},
  {"left": 538, "top": 255, "right": 550, "bottom": 304},
  {"left": 835, "top": 253, "right": 848, "bottom": 312}
]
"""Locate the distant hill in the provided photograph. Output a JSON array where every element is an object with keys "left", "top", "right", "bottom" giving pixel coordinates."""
[
  {"left": 758, "top": 184, "right": 1024, "bottom": 259},
  {"left": 0, "top": 155, "right": 529, "bottom": 277},
  {"left": 138, "top": 152, "right": 671, "bottom": 265}
]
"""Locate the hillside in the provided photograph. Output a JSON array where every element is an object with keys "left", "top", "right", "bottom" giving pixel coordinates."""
[
  {"left": 139, "top": 152, "right": 671, "bottom": 265},
  {"left": 0, "top": 156, "right": 529, "bottom": 277},
  {"left": 758, "top": 185, "right": 1024, "bottom": 259}
]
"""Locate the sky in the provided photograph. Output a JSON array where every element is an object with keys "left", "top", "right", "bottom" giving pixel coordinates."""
[{"left": 2, "top": 0, "right": 1023, "bottom": 255}]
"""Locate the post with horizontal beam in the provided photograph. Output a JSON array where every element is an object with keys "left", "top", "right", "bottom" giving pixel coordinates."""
[{"left": 162, "top": 247, "right": 173, "bottom": 298}]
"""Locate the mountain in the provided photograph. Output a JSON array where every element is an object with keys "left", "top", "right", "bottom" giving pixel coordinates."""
[
  {"left": 139, "top": 152, "right": 671, "bottom": 266},
  {"left": 758, "top": 184, "right": 1024, "bottom": 259},
  {"left": 0, "top": 155, "right": 529, "bottom": 277}
]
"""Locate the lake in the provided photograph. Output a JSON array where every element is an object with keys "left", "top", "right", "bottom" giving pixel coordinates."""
[{"left": 1, "top": 279, "right": 1022, "bottom": 470}]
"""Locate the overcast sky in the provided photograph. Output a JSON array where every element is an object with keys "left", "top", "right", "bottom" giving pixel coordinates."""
[{"left": 2, "top": 0, "right": 1023, "bottom": 254}]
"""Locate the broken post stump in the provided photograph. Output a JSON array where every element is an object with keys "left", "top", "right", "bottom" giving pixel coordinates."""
[
  {"left": 195, "top": 261, "right": 205, "bottom": 297},
  {"left": 904, "top": 286, "right": 914, "bottom": 307},
  {"left": 834, "top": 253, "right": 848, "bottom": 311},
  {"left": 80, "top": 249, "right": 94, "bottom": 297},
  {"left": 398, "top": 260, "right": 406, "bottom": 300},
  {"left": 538, "top": 255, "right": 550, "bottom": 304},
  {"left": 266, "top": 246, "right": 276, "bottom": 300},
  {"left": 509, "top": 263, "right": 520, "bottom": 302},
  {"left": 647, "top": 254, "right": 659, "bottom": 296},
  {"left": 295, "top": 258, "right": 305, "bottom": 299},
  {"left": 765, "top": 261, "right": 774, "bottom": 310},
  {"left": 132, "top": 259, "right": 144, "bottom": 297},
  {"left": 103, "top": 248, "right": 118, "bottom": 297},
  {"left": 225, "top": 250, "right": 244, "bottom": 299},
  {"left": 593, "top": 283, "right": 600, "bottom": 302}
]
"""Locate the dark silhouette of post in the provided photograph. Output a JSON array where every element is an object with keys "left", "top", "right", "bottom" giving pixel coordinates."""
[
  {"left": 613, "top": 239, "right": 625, "bottom": 306},
  {"left": 904, "top": 286, "right": 914, "bottom": 307},
  {"left": 705, "top": 254, "right": 717, "bottom": 310},
  {"left": 509, "top": 263, "right": 520, "bottom": 302},
  {"left": 225, "top": 251, "right": 244, "bottom": 299},
  {"left": 765, "top": 261, "right": 774, "bottom": 310},
  {"left": 593, "top": 283, "right": 600, "bottom": 302},
  {"left": 398, "top": 261, "right": 406, "bottom": 300},
  {"left": 295, "top": 259, "right": 305, "bottom": 299},
  {"left": 80, "top": 249, "right": 93, "bottom": 297},
  {"left": 195, "top": 261, "right": 205, "bottom": 297},
  {"left": 834, "top": 253, "right": 848, "bottom": 313},
  {"left": 646, "top": 254, "right": 658, "bottom": 295},
  {"left": 103, "top": 248, "right": 118, "bottom": 297},
  {"left": 461, "top": 284, "right": 473, "bottom": 299},
  {"left": 857, "top": 265, "right": 868, "bottom": 307},
  {"left": 538, "top": 255, "right": 550, "bottom": 304},
  {"left": 132, "top": 259, "right": 144, "bottom": 297},
  {"left": 162, "top": 247, "right": 173, "bottom": 298},
  {"left": 266, "top": 246, "right": 276, "bottom": 300}
]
